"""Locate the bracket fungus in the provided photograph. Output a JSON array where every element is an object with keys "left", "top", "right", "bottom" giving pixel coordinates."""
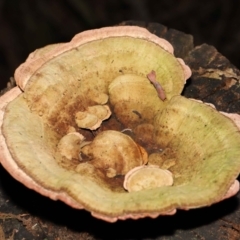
[{"left": 0, "top": 26, "right": 240, "bottom": 222}]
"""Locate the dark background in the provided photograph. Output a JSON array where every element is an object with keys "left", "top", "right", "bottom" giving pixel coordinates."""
[{"left": 1, "top": 0, "right": 240, "bottom": 90}]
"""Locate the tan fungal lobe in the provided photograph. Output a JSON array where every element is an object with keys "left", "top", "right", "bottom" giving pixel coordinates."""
[
  {"left": 80, "top": 130, "right": 148, "bottom": 177},
  {"left": 91, "top": 93, "right": 109, "bottom": 105},
  {"left": 108, "top": 74, "right": 167, "bottom": 128},
  {"left": 57, "top": 132, "right": 85, "bottom": 160},
  {"left": 75, "top": 105, "right": 111, "bottom": 130},
  {"left": 124, "top": 165, "right": 173, "bottom": 192},
  {"left": 86, "top": 105, "right": 111, "bottom": 121},
  {"left": 75, "top": 111, "right": 102, "bottom": 130}
]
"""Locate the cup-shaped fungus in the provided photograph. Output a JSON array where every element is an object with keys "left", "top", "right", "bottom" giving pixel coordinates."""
[{"left": 0, "top": 26, "right": 239, "bottom": 223}]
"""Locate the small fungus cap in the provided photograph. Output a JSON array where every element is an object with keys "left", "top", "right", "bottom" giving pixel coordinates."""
[
  {"left": 123, "top": 165, "right": 173, "bottom": 192},
  {"left": 75, "top": 105, "right": 111, "bottom": 130},
  {"left": 0, "top": 26, "right": 239, "bottom": 223}
]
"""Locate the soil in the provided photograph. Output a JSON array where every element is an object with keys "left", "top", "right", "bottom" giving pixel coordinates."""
[{"left": 0, "top": 21, "right": 240, "bottom": 240}]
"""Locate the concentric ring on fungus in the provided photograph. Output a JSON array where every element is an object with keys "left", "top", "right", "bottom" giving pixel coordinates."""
[{"left": 0, "top": 26, "right": 240, "bottom": 222}]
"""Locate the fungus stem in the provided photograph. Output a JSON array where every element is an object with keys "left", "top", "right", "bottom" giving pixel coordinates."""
[{"left": 147, "top": 70, "right": 166, "bottom": 101}]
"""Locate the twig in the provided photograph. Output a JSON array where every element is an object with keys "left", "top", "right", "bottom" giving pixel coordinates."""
[{"left": 147, "top": 70, "right": 166, "bottom": 101}]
